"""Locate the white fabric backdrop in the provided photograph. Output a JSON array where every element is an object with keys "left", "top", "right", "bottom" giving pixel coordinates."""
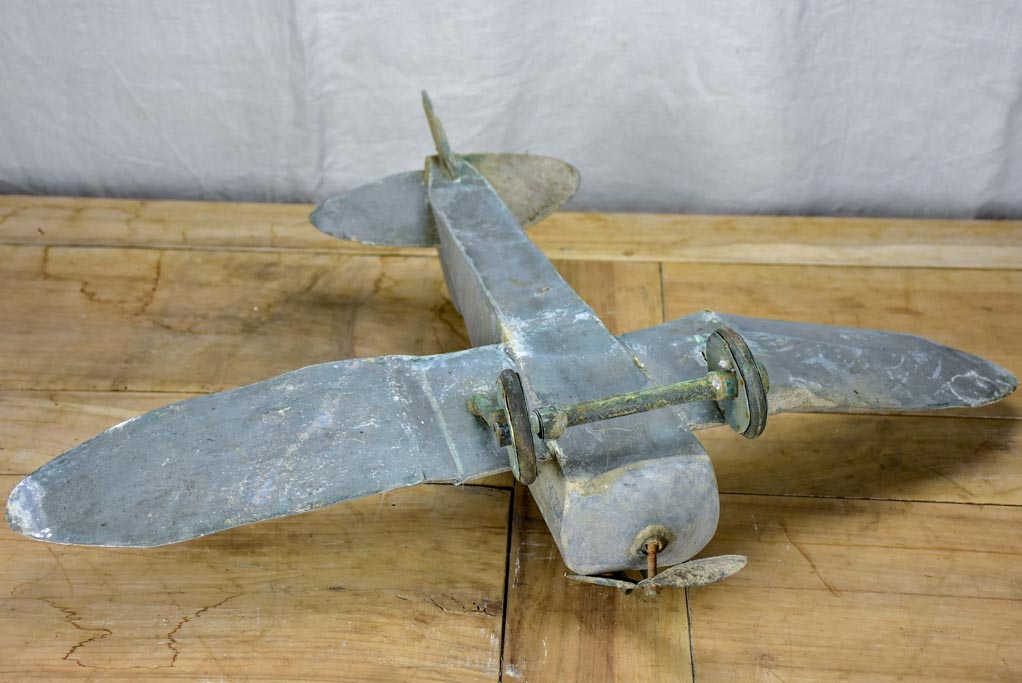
[{"left": 2, "top": 1, "right": 1020, "bottom": 217}]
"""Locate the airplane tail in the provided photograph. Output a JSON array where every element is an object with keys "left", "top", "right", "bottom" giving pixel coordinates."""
[{"left": 310, "top": 92, "right": 579, "bottom": 247}]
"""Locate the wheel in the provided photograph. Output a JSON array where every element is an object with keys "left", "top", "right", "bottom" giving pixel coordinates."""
[
  {"left": 705, "top": 327, "right": 768, "bottom": 439},
  {"left": 497, "top": 369, "right": 539, "bottom": 484}
]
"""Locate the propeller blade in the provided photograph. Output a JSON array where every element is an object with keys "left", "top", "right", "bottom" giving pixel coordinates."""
[
  {"left": 6, "top": 346, "right": 509, "bottom": 547},
  {"left": 309, "top": 154, "right": 579, "bottom": 246},
  {"left": 640, "top": 554, "right": 748, "bottom": 589},
  {"left": 565, "top": 554, "right": 748, "bottom": 593},
  {"left": 565, "top": 574, "right": 638, "bottom": 593}
]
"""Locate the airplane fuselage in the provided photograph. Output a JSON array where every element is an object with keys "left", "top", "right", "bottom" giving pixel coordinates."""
[{"left": 426, "top": 156, "right": 720, "bottom": 573}]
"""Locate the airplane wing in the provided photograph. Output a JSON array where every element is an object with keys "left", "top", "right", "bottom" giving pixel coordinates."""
[
  {"left": 6, "top": 346, "right": 510, "bottom": 547},
  {"left": 621, "top": 310, "right": 1017, "bottom": 429}
]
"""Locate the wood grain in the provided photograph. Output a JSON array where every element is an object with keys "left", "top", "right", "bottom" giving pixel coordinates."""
[
  {"left": 539, "top": 213, "right": 1022, "bottom": 270},
  {"left": 0, "top": 391, "right": 192, "bottom": 475},
  {"left": 0, "top": 245, "right": 469, "bottom": 393},
  {"left": 3, "top": 195, "right": 1020, "bottom": 269},
  {"left": 551, "top": 260, "right": 664, "bottom": 337},
  {"left": 688, "top": 494, "right": 1022, "bottom": 682},
  {"left": 0, "top": 477, "right": 510, "bottom": 681}
]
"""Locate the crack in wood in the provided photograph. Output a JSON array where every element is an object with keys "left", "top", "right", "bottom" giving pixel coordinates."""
[
  {"left": 136, "top": 251, "right": 164, "bottom": 316},
  {"left": 165, "top": 593, "right": 241, "bottom": 667},
  {"left": 34, "top": 593, "right": 242, "bottom": 671},
  {"left": 777, "top": 520, "right": 842, "bottom": 598},
  {"left": 41, "top": 599, "right": 114, "bottom": 669}
]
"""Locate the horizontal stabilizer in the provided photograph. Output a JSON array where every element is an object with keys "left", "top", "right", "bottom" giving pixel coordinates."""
[{"left": 310, "top": 154, "right": 579, "bottom": 246}]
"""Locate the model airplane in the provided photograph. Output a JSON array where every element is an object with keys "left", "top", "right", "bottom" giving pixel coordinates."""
[{"left": 6, "top": 93, "right": 1017, "bottom": 595}]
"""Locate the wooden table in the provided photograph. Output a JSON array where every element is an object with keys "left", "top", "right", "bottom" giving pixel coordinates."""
[{"left": 0, "top": 195, "right": 1019, "bottom": 682}]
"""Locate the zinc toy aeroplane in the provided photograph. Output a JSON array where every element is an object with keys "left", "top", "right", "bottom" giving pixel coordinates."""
[{"left": 6, "top": 94, "right": 1017, "bottom": 595}]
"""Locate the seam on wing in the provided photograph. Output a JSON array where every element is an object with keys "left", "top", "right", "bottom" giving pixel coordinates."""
[
  {"left": 416, "top": 363, "right": 465, "bottom": 483},
  {"left": 384, "top": 361, "right": 427, "bottom": 482}
]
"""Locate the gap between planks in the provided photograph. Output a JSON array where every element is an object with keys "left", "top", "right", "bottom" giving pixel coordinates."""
[
  {"left": 2, "top": 195, "right": 1020, "bottom": 270},
  {"left": 4, "top": 241, "right": 1021, "bottom": 275}
]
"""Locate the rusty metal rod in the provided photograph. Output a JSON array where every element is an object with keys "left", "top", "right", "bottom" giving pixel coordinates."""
[
  {"left": 534, "top": 370, "right": 738, "bottom": 439},
  {"left": 645, "top": 541, "right": 659, "bottom": 577}
]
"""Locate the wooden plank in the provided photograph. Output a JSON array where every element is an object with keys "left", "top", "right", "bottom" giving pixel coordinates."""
[
  {"left": 0, "top": 477, "right": 510, "bottom": 681},
  {"left": 3, "top": 195, "right": 1020, "bottom": 269},
  {"left": 539, "top": 213, "right": 1022, "bottom": 270},
  {"left": 0, "top": 391, "right": 191, "bottom": 475},
  {"left": 500, "top": 261, "right": 695, "bottom": 682},
  {"left": 688, "top": 494, "right": 1022, "bottom": 682},
  {"left": 0, "top": 195, "right": 426, "bottom": 257},
  {"left": 0, "top": 244, "right": 470, "bottom": 393},
  {"left": 662, "top": 262, "right": 1021, "bottom": 417},
  {"left": 0, "top": 246, "right": 667, "bottom": 394},
  {"left": 699, "top": 413, "right": 1022, "bottom": 505},
  {"left": 551, "top": 259, "right": 665, "bottom": 337},
  {"left": 502, "top": 486, "right": 693, "bottom": 683}
]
